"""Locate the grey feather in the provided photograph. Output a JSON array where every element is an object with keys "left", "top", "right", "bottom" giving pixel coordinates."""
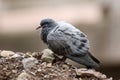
[
  {"left": 47, "top": 21, "right": 90, "bottom": 56},
  {"left": 38, "top": 18, "right": 100, "bottom": 69}
]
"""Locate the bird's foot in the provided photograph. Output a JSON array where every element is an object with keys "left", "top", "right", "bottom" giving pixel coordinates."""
[{"left": 52, "top": 56, "right": 67, "bottom": 66}]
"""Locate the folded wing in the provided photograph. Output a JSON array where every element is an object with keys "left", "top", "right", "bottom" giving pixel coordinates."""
[{"left": 47, "top": 22, "right": 90, "bottom": 56}]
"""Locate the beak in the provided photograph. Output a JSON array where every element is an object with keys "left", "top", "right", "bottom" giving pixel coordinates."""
[{"left": 36, "top": 26, "right": 42, "bottom": 30}]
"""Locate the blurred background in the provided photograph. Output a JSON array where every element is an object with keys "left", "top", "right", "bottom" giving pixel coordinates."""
[{"left": 0, "top": 0, "right": 120, "bottom": 79}]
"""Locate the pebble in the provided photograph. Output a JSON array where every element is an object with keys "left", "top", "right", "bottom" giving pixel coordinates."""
[
  {"left": 17, "top": 71, "right": 35, "bottom": 80},
  {"left": 41, "top": 49, "right": 55, "bottom": 63},
  {"left": 0, "top": 50, "right": 15, "bottom": 57},
  {"left": 76, "top": 68, "right": 107, "bottom": 79},
  {"left": 22, "top": 57, "right": 38, "bottom": 70}
]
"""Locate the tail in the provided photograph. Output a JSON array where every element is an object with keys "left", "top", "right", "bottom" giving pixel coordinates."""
[
  {"left": 65, "top": 51, "right": 100, "bottom": 69},
  {"left": 87, "top": 51, "right": 100, "bottom": 64}
]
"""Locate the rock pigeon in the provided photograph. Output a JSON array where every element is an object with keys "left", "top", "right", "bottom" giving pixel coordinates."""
[{"left": 36, "top": 18, "right": 100, "bottom": 69}]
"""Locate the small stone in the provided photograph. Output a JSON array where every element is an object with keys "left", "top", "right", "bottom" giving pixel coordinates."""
[
  {"left": 62, "top": 64, "right": 69, "bottom": 69},
  {"left": 12, "top": 70, "right": 17, "bottom": 73},
  {"left": 5, "top": 71, "right": 11, "bottom": 76},
  {"left": 17, "top": 71, "right": 35, "bottom": 80},
  {"left": 41, "top": 62, "right": 47, "bottom": 68},
  {"left": 22, "top": 57, "right": 38, "bottom": 70},
  {"left": 41, "top": 49, "right": 55, "bottom": 63},
  {"left": 0, "top": 58, "right": 5, "bottom": 64},
  {"left": 47, "top": 63, "right": 52, "bottom": 67},
  {"left": 11, "top": 54, "right": 21, "bottom": 58},
  {"left": 32, "top": 52, "right": 42, "bottom": 59},
  {"left": 44, "top": 75, "right": 49, "bottom": 78},
  {"left": 37, "top": 68, "right": 42, "bottom": 72},
  {"left": 0, "top": 65, "right": 3, "bottom": 69},
  {"left": 0, "top": 50, "right": 15, "bottom": 57},
  {"left": 16, "top": 52, "right": 24, "bottom": 56},
  {"left": 76, "top": 68, "right": 108, "bottom": 79},
  {"left": 3, "top": 67, "right": 7, "bottom": 70},
  {"left": 109, "top": 77, "right": 113, "bottom": 80},
  {"left": 24, "top": 52, "right": 32, "bottom": 58}
]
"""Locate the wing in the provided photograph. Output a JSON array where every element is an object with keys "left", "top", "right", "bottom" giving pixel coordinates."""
[{"left": 47, "top": 22, "right": 90, "bottom": 56}]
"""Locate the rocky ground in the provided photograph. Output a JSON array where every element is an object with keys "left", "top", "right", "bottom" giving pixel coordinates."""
[{"left": 0, "top": 49, "right": 112, "bottom": 80}]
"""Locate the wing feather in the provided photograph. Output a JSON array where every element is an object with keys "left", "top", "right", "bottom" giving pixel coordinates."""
[{"left": 47, "top": 22, "right": 90, "bottom": 56}]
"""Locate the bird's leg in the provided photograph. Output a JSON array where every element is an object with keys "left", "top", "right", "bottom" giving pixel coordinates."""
[
  {"left": 80, "top": 66, "right": 94, "bottom": 71},
  {"left": 57, "top": 56, "right": 67, "bottom": 66},
  {"left": 86, "top": 66, "right": 92, "bottom": 69},
  {"left": 61, "top": 56, "right": 67, "bottom": 61},
  {"left": 52, "top": 54, "right": 62, "bottom": 64},
  {"left": 52, "top": 55, "right": 67, "bottom": 66}
]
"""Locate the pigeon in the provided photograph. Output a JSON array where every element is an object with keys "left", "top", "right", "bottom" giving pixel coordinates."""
[{"left": 36, "top": 18, "right": 100, "bottom": 69}]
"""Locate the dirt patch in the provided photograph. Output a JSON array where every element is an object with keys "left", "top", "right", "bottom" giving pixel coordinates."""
[{"left": 0, "top": 49, "right": 112, "bottom": 80}]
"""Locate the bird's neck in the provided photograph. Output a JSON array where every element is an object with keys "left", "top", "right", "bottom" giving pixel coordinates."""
[{"left": 41, "top": 25, "right": 57, "bottom": 43}]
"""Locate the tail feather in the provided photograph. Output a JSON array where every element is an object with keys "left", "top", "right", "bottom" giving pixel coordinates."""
[
  {"left": 88, "top": 51, "right": 100, "bottom": 64},
  {"left": 65, "top": 52, "right": 100, "bottom": 69}
]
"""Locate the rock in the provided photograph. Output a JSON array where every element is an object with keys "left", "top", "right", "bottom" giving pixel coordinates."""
[
  {"left": 16, "top": 52, "right": 24, "bottom": 56},
  {"left": 11, "top": 54, "right": 21, "bottom": 58},
  {"left": 22, "top": 57, "right": 38, "bottom": 70},
  {"left": 62, "top": 64, "right": 70, "bottom": 69},
  {"left": 76, "top": 68, "right": 112, "bottom": 80},
  {"left": 17, "top": 71, "right": 35, "bottom": 80},
  {"left": 0, "top": 50, "right": 15, "bottom": 57},
  {"left": 24, "top": 52, "right": 32, "bottom": 58},
  {"left": 40, "top": 62, "right": 47, "bottom": 68},
  {"left": 0, "top": 50, "right": 114, "bottom": 80},
  {"left": 12, "top": 70, "right": 17, "bottom": 73},
  {"left": 46, "top": 63, "right": 52, "bottom": 67},
  {"left": 32, "top": 52, "right": 42, "bottom": 59},
  {"left": 41, "top": 49, "right": 55, "bottom": 63}
]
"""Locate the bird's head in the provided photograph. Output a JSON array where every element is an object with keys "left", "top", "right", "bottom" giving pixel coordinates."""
[{"left": 36, "top": 18, "right": 57, "bottom": 30}]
